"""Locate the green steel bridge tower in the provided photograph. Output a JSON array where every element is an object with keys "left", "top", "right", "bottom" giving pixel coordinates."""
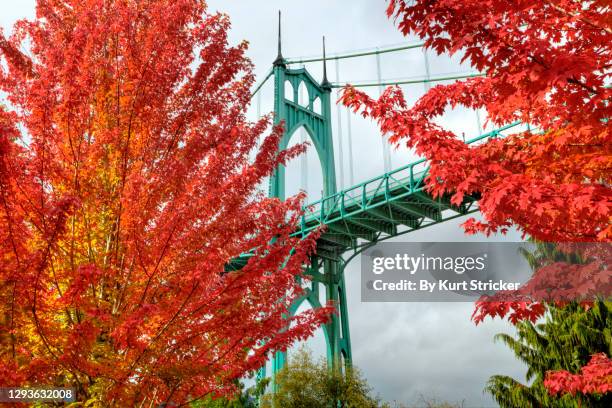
[{"left": 267, "top": 20, "right": 351, "bottom": 375}]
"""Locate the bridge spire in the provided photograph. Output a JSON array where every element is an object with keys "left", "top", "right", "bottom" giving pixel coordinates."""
[
  {"left": 273, "top": 11, "right": 286, "bottom": 67},
  {"left": 321, "top": 36, "right": 331, "bottom": 90}
]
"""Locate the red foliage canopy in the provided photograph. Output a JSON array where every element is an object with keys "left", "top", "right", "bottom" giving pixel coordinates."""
[
  {"left": 340, "top": 0, "right": 611, "bottom": 396},
  {"left": 545, "top": 353, "right": 612, "bottom": 396},
  {"left": 0, "top": 0, "right": 329, "bottom": 404},
  {"left": 340, "top": 0, "right": 611, "bottom": 319},
  {"left": 342, "top": 0, "right": 610, "bottom": 242},
  {"left": 471, "top": 243, "right": 612, "bottom": 325}
]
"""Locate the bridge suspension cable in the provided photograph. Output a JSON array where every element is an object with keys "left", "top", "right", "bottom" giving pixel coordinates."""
[
  {"left": 298, "top": 68, "right": 309, "bottom": 193},
  {"left": 345, "top": 94, "right": 355, "bottom": 186},
  {"left": 250, "top": 70, "right": 484, "bottom": 96},
  {"left": 285, "top": 41, "right": 425, "bottom": 64},
  {"left": 330, "top": 72, "right": 484, "bottom": 88},
  {"left": 375, "top": 47, "right": 392, "bottom": 172},
  {"left": 423, "top": 48, "right": 431, "bottom": 91},
  {"left": 250, "top": 68, "right": 273, "bottom": 98},
  {"left": 335, "top": 59, "right": 345, "bottom": 190}
]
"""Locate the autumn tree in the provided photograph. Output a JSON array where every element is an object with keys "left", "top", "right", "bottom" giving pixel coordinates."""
[
  {"left": 0, "top": 0, "right": 329, "bottom": 405},
  {"left": 340, "top": 0, "right": 611, "bottom": 398},
  {"left": 260, "top": 347, "right": 385, "bottom": 408},
  {"left": 342, "top": 0, "right": 610, "bottom": 244}
]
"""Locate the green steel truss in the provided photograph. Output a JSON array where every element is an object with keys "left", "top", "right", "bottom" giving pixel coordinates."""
[
  {"left": 227, "top": 121, "right": 520, "bottom": 267},
  {"left": 294, "top": 121, "right": 520, "bottom": 252}
]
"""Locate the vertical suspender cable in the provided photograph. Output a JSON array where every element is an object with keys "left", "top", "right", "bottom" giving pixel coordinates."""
[
  {"left": 423, "top": 47, "right": 432, "bottom": 92},
  {"left": 475, "top": 109, "right": 483, "bottom": 136},
  {"left": 299, "top": 66, "right": 308, "bottom": 193},
  {"left": 256, "top": 89, "right": 263, "bottom": 151},
  {"left": 335, "top": 59, "right": 345, "bottom": 190},
  {"left": 376, "top": 48, "right": 392, "bottom": 172},
  {"left": 253, "top": 88, "right": 265, "bottom": 195},
  {"left": 346, "top": 106, "right": 355, "bottom": 186}
]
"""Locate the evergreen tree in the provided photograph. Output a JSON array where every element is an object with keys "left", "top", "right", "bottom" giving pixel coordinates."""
[{"left": 487, "top": 243, "right": 611, "bottom": 407}]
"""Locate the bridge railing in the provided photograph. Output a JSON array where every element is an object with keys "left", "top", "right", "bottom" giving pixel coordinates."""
[{"left": 297, "top": 121, "right": 522, "bottom": 236}]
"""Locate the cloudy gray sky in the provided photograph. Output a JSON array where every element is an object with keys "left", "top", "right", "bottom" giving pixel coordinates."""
[{"left": 1, "top": 1, "right": 528, "bottom": 406}]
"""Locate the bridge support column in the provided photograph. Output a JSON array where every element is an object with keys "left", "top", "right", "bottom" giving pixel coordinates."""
[
  {"left": 269, "top": 258, "right": 352, "bottom": 380},
  {"left": 323, "top": 260, "right": 352, "bottom": 372}
]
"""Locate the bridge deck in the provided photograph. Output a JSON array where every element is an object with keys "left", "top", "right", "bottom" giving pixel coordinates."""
[{"left": 227, "top": 122, "right": 520, "bottom": 270}]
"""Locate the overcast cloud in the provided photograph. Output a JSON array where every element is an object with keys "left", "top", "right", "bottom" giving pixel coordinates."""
[{"left": 1, "top": 2, "right": 527, "bottom": 406}]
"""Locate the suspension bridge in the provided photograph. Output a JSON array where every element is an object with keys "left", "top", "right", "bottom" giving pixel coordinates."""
[{"left": 230, "top": 13, "right": 523, "bottom": 381}]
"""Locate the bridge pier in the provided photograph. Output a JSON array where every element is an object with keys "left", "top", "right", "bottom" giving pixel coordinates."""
[{"left": 261, "top": 256, "right": 352, "bottom": 393}]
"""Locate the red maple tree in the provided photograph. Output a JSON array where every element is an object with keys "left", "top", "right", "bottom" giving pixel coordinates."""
[
  {"left": 340, "top": 0, "right": 611, "bottom": 396},
  {"left": 545, "top": 353, "right": 612, "bottom": 396},
  {"left": 0, "top": 0, "right": 329, "bottom": 405}
]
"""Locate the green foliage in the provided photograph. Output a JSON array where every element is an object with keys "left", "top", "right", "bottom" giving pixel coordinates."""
[
  {"left": 410, "top": 395, "right": 465, "bottom": 408},
  {"left": 260, "top": 347, "right": 387, "bottom": 408},
  {"left": 517, "top": 241, "right": 584, "bottom": 270},
  {"left": 487, "top": 243, "right": 612, "bottom": 407},
  {"left": 487, "top": 301, "right": 612, "bottom": 407},
  {"left": 193, "top": 378, "right": 269, "bottom": 408}
]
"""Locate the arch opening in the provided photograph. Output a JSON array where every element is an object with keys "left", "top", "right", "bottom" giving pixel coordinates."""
[
  {"left": 288, "top": 296, "right": 329, "bottom": 364},
  {"left": 284, "top": 80, "right": 294, "bottom": 102},
  {"left": 284, "top": 124, "right": 324, "bottom": 204},
  {"left": 298, "top": 81, "right": 310, "bottom": 108},
  {"left": 312, "top": 97, "right": 322, "bottom": 115}
]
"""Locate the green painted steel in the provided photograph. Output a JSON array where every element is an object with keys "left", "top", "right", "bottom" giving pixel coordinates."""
[
  {"left": 268, "top": 66, "right": 336, "bottom": 199},
  {"left": 264, "top": 33, "right": 353, "bottom": 387}
]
